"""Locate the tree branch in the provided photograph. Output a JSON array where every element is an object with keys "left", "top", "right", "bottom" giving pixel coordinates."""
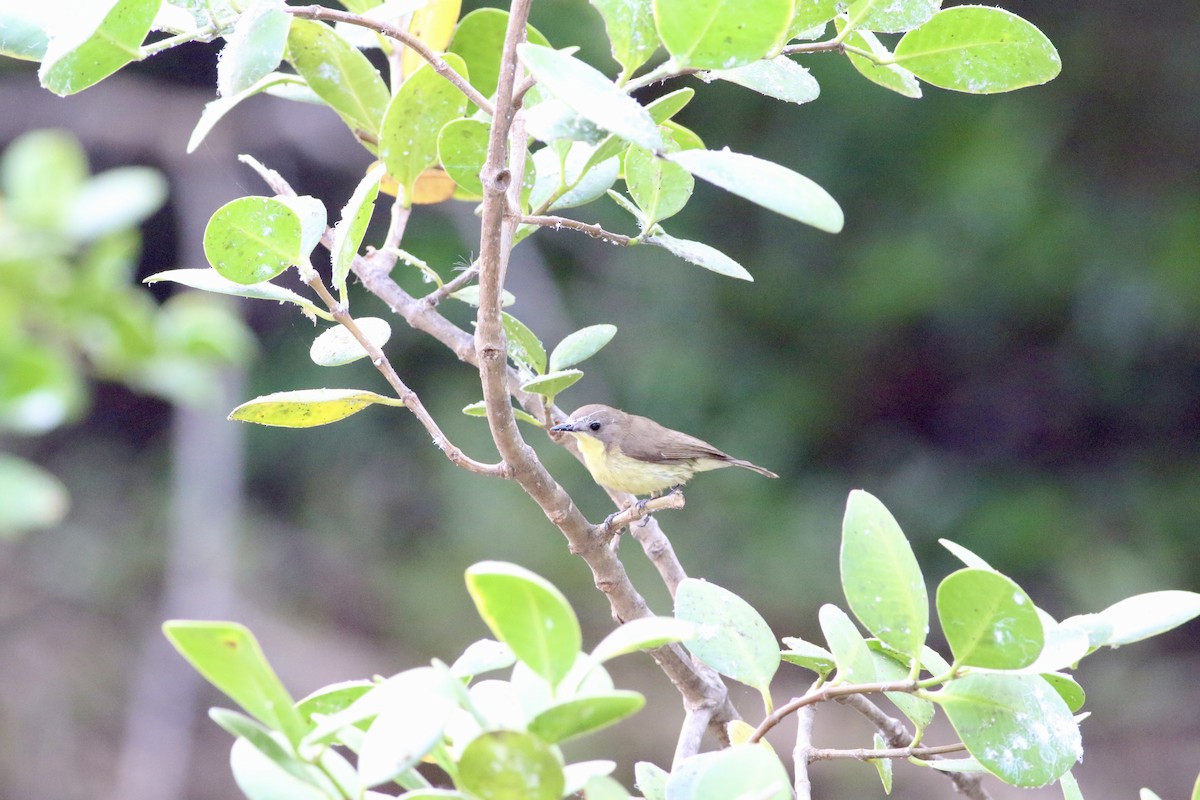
[
  {"left": 808, "top": 742, "right": 966, "bottom": 762},
  {"left": 521, "top": 215, "right": 635, "bottom": 246},
  {"left": 749, "top": 679, "right": 919, "bottom": 743},
  {"left": 284, "top": 5, "right": 494, "bottom": 115}
]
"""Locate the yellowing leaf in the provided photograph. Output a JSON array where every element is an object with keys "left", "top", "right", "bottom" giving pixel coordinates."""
[
  {"left": 228, "top": 389, "right": 405, "bottom": 427},
  {"left": 402, "top": 0, "right": 461, "bottom": 77},
  {"left": 411, "top": 166, "right": 458, "bottom": 204}
]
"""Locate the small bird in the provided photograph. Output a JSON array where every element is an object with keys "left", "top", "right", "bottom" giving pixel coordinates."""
[{"left": 550, "top": 404, "right": 778, "bottom": 497}]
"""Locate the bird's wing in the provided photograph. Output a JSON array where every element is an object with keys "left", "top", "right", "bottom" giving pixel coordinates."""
[{"left": 620, "top": 416, "right": 732, "bottom": 463}]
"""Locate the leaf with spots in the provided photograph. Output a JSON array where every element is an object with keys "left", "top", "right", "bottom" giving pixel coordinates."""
[{"left": 228, "top": 388, "right": 405, "bottom": 428}]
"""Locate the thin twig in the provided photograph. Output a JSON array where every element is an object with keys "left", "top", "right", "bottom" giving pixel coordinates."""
[
  {"left": 284, "top": 5, "right": 494, "bottom": 115},
  {"left": 602, "top": 492, "right": 686, "bottom": 535},
  {"left": 808, "top": 742, "right": 967, "bottom": 762},
  {"left": 794, "top": 703, "right": 816, "bottom": 800},
  {"left": 521, "top": 215, "right": 635, "bottom": 246},
  {"left": 749, "top": 679, "right": 919, "bottom": 743}
]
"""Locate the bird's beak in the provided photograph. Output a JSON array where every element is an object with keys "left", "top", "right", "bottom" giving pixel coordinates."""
[{"left": 550, "top": 421, "right": 575, "bottom": 432}]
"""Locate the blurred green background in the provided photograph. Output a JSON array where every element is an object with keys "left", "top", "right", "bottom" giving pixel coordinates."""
[{"left": 1, "top": 1, "right": 1197, "bottom": 799}]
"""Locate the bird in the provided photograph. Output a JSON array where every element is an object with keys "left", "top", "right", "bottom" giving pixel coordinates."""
[{"left": 550, "top": 404, "right": 778, "bottom": 497}]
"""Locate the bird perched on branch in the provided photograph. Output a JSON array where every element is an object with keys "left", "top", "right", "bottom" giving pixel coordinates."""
[{"left": 551, "top": 404, "right": 778, "bottom": 497}]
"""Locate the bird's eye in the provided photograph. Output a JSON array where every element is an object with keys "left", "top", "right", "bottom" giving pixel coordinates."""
[{"left": 588, "top": 421, "right": 601, "bottom": 431}]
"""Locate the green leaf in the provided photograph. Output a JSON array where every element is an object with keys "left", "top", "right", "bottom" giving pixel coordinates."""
[
  {"left": 845, "top": 0, "right": 937, "bottom": 35},
  {"left": 228, "top": 388, "right": 405, "bottom": 428},
  {"left": 635, "top": 762, "right": 668, "bottom": 800},
  {"left": 549, "top": 325, "right": 618, "bottom": 372},
  {"left": 642, "top": 231, "right": 753, "bottom": 281},
  {"left": 461, "top": 401, "right": 543, "bottom": 427},
  {"left": 458, "top": 731, "right": 565, "bottom": 800},
  {"left": 450, "top": 639, "right": 517, "bottom": 679},
  {"left": 674, "top": 746, "right": 792, "bottom": 800},
  {"left": 144, "top": 268, "right": 334, "bottom": 321},
  {"left": 528, "top": 692, "right": 645, "bottom": 744},
  {"left": 39, "top": 0, "right": 160, "bottom": 96},
  {"left": 936, "top": 673, "right": 1081, "bottom": 787},
  {"left": 1091, "top": 590, "right": 1200, "bottom": 647},
  {"left": 675, "top": 578, "right": 780, "bottom": 693},
  {"left": 228, "top": 736, "right": 337, "bottom": 800},
  {"left": 0, "top": 454, "right": 69, "bottom": 537},
  {"left": 518, "top": 44, "right": 663, "bottom": 152},
  {"left": 1041, "top": 672, "right": 1085, "bottom": 713},
  {"left": 501, "top": 312, "right": 547, "bottom": 374},
  {"left": 357, "top": 684, "right": 456, "bottom": 789},
  {"left": 529, "top": 142, "right": 619, "bottom": 212},
  {"left": 188, "top": 72, "right": 307, "bottom": 153},
  {"left": 286, "top": 18, "right": 389, "bottom": 140},
  {"left": 667, "top": 148, "right": 843, "bottom": 233},
  {"left": 818, "top": 604, "right": 876, "bottom": 683},
  {"left": 893, "top": 6, "right": 1061, "bottom": 95},
  {"left": 840, "top": 490, "right": 928, "bottom": 661},
  {"left": 864, "top": 640, "right": 934, "bottom": 732},
  {"left": 625, "top": 144, "right": 694, "bottom": 226},
  {"left": 438, "top": 118, "right": 490, "bottom": 197},
  {"left": 162, "top": 621, "right": 306, "bottom": 745},
  {"left": 309, "top": 318, "right": 391, "bottom": 367},
  {"left": 588, "top": 0, "right": 658, "bottom": 78},
  {"left": 584, "top": 776, "right": 631, "bottom": 800},
  {"left": 448, "top": 9, "right": 550, "bottom": 102},
  {"left": 843, "top": 26, "right": 921, "bottom": 98},
  {"left": 203, "top": 196, "right": 302, "bottom": 284},
  {"left": 380, "top": 54, "right": 469, "bottom": 204},
  {"left": 702, "top": 56, "right": 819, "bottom": 105},
  {"left": 465, "top": 561, "right": 582, "bottom": 688},
  {"left": 938, "top": 538, "right": 995, "bottom": 571},
  {"left": 936, "top": 568, "right": 1042, "bottom": 669},
  {"left": 520, "top": 370, "right": 584, "bottom": 401},
  {"left": 0, "top": 129, "right": 88, "bottom": 229},
  {"left": 450, "top": 285, "right": 516, "bottom": 307},
  {"left": 590, "top": 617, "right": 695, "bottom": 663},
  {"left": 653, "top": 0, "right": 793, "bottom": 70},
  {"left": 216, "top": 0, "right": 290, "bottom": 97},
  {"left": 0, "top": 9, "right": 49, "bottom": 60},
  {"left": 779, "top": 636, "right": 835, "bottom": 677},
  {"left": 331, "top": 162, "right": 385, "bottom": 299},
  {"left": 1060, "top": 770, "right": 1085, "bottom": 800},
  {"left": 870, "top": 732, "right": 894, "bottom": 793},
  {"left": 295, "top": 680, "right": 374, "bottom": 725},
  {"left": 787, "top": 0, "right": 838, "bottom": 39},
  {"left": 276, "top": 195, "right": 327, "bottom": 258}
]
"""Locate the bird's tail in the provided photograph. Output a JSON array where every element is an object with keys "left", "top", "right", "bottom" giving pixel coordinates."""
[{"left": 729, "top": 459, "right": 779, "bottom": 479}]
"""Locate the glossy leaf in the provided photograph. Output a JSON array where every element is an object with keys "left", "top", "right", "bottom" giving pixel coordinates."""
[
  {"left": 331, "top": 162, "right": 385, "bottom": 298},
  {"left": 840, "top": 489, "right": 928, "bottom": 661},
  {"left": 668, "top": 148, "right": 843, "bottom": 233},
  {"left": 458, "top": 731, "right": 564, "bottom": 800},
  {"left": 936, "top": 673, "right": 1081, "bottom": 787},
  {"left": 653, "top": 0, "right": 793, "bottom": 70},
  {"left": 39, "top": 0, "right": 160, "bottom": 96},
  {"left": 703, "top": 56, "right": 819, "bottom": 105},
  {"left": 501, "top": 312, "right": 547, "bottom": 374},
  {"left": 380, "top": 55, "right": 469, "bottom": 204},
  {"left": 309, "top": 318, "right": 391, "bottom": 367},
  {"left": 275, "top": 194, "right": 327, "bottom": 258},
  {"left": 528, "top": 692, "right": 645, "bottom": 744},
  {"left": 939, "top": 537, "right": 995, "bottom": 571},
  {"left": 675, "top": 578, "right": 779, "bottom": 693},
  {"left": 844, "top": 26, "right": 921, "bottom": 98},
  {"left": 779, "top": 636, "right": 835, "bottom": 677},
  {"left": 448, "top": 8, "right": 550, "bottom": 101},
  {"left": 519, "top": 44, "right": 663, "bottom": 152},
  {"left": 1042, "top": 672, "right": 1085, "bottom": 713},
  {"left": 845, "top": 0, "right": 937, "bottom": 35},
  {"left": 818, "top": 604, "right": 875, "bottom": 683},
  {"left": 937, "top": 568, "right": 1042, "bottom": 669},
  {"left": 864, "top": 639, "right": 934, "bottom": 731},
  {"left": 203, "top": 196, "right": 302, "bottom": 284},
  {"left": 787, "top": 0, "right": 838, "bottom": 39},
  {"left": 674, "top": 745, "right": 792, "bottom": 800},
  {"left": 357, "top": 684, "right": 456, "bottom": 789},
  {"left": 530, "top": 142, "right": 619, "bottom": 212},
  {"left": 625, "top": 144, "right": 693, "bottom": 226},
  {"left": 144, "top": 268, "right": 333, "bottom": 321},
  {"left": 437, "top": 117, "right": 489, "bottom": 196},
  {"left": 549, "top": 324, "right": 618, "bottom": 372},
  {"left": 590, "top": 617, "right": 695, "bottom": 663},
  {"left": 217, "top": 0, "right": 290, "bottom": 97},
  {"left": 893, "top": 6, "right": 1061, "bottom": 94},
  {"left": 229, "top": 737, "right": 334, "bottom": 800},
  {"left": 450, "top": 639, "right": 516, "bottom": 679},
  {"left": 295, "top": 681, "right": 373, "bottom": 725},
  {"left": 286, "top": 19, "right": 389, "bottom": 139},
  {"left": 465, "top": 561, "right": 582, "bottom": 688},
  {"left": 1092, "top": 590, "right": 1200, "bottom": 647},
  {"left": 580, "top": 88, "right": 696, "bottom": 176},
  {"left": 162, "top": 621, "right": 305, "bottom": 745},
  {"left": 228, "top": 388, "right": 404, "bottom": 428},
  {"left": 642, "top": 231, "right": 753, "bottom": 281},
  {"left": 588, "top": 0, "right": 658, "bottom": 77},
  {"left": 871, "top": 732, "right": 894, "bottom": 793}
]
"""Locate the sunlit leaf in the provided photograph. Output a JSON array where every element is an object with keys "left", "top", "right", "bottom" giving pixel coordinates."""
[
  {"left": 39, "top": 0, "right": 160, "bottom": 96},
  {"left": 216, "top": 0, "right": 290, "bottom": 97},
  {"left": 675, "top": 578, "right": 779, "bottom": 693},
  {"left": 642, "top": 231, "right": 752, "bottom": 281},
  {"left": 702, "top": 56, "right": 819, "bottom": 105},
  {"left": 228, "top": 388, "right": 405, "bottom": 428},
  {"left": 588, "top": 0, "right": 658, "bottom": 78},
  {"left": 654, "top": 0, "right": 793, "bottom": 70},
  {"left": 309, "top": 318, "right": 391, "bottom": 367},
  {"left": 549, "top": 324, "right": 617, "bottom": 372},
  {"left": 380, "top": 55, "right": 469, "bottom": 204},
  {"left": 286, "top": 18, "right": 389, "bottom": 141},
  {"left": 331, "top": 162, "right": 385, "bottom": 298},
  {"left": 144, "top": 268, "right": 333, "bottom": 321},
  {"left": 448, "top": 8, "right": 550, "bottom": 102}
]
